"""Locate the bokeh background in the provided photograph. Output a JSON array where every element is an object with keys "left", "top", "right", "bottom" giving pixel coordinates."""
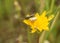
[{"left": 0, "top": 0, "right": 60, "bottom": 43}]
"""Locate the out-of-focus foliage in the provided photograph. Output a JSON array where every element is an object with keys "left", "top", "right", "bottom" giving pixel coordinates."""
[{"left": 0, "top": 0, "right": 60, "bottom": 43}]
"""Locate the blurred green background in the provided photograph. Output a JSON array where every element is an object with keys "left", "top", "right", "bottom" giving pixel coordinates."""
[{"left": 0, "top": 0, "right": 60, "bottom": 43}]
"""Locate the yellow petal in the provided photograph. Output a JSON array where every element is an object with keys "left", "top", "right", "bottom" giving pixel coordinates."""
[
  {"left": 41, "top": 11, "right": 47, "bottom": 16},
  {"left": 31, "top": 29, "right": 36, "bottom": 33},
  {"left": 44, "top": 27, "right": 49, "bottom": 31},
  {"left": 48, "top": 15, "right": 54, "bottom": 21},
  {"left": 31, "top": 26, "right": 36, "bottom": 33},
  {"left": 37, "top": 27, "right": 43, "bottom": 32},
  {"left": 35, "top": 13, "right": 40, "bottom": 17},
  {"left": 23, "top": 20, "right": 29, "bottom": 25}
]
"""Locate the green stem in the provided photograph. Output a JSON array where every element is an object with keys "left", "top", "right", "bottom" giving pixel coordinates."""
[
  {"left": 50, "top": 0, "right": 55, "bottom": 11},
  {"left": 27, "top": 28, "right": 32, "bottom": 43},
  {"left": 45, "top": 0, "right": 50, "bottom": 10},
  {"left": 46, "top": 11, "right": 59, "bottom": 39},
  {"left": 47, "top": 0, "right": 55, "bottom": 14},
  {"left": 39, "top": 31, "right": 46, "bottom": 43}
]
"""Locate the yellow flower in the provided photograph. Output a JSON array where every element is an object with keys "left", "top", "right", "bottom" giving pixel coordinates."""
[{"left": 23, "top": 11, "right": 54, "bottom": 33}]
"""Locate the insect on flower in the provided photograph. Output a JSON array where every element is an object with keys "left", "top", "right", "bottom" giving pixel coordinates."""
[
  {"left": 25, "top": 14, "right": 37, "bottom": 21},
  {"left": 23, "top": 11, "right": 54, "bottom": 33}
]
